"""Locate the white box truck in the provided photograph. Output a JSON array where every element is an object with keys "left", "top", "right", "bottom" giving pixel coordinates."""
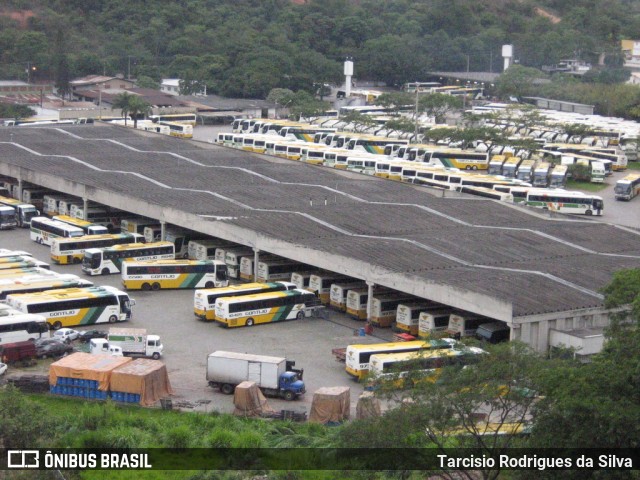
[
  {"left": 206, "top": 351, "right": 305, "bottom": 400},
  {"left": 89, "top": 328, "right": 163, "bottom": 359}
]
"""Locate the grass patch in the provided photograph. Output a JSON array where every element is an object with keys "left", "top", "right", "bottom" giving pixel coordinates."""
[
  {"left": 565, "top": 179, "right": 609, "bottom": 192},
  {"left": 626, "top": 161, "right": 640, "bottom": 171}
]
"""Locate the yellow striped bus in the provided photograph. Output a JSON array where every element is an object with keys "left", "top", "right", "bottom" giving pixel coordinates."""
[
  {"left": 52, "top": 215, "right": 109, "bottom": 236},
  {"left": 149, "top": 113, "right": 197, "bottom": 126},
  {"left": 121, "top": 259, "right": 229, "bottom": 291},
  {"left": 30, "top": 217, "right": 84, "bottom": 246},
  {"left": 347, "top": 136, "right": 408, "bottom": 155},
  {"left": 214, "top": 289, "right": 318, "bottom": 328},
  {"left": 0, "top": 274, "right": 93, "bottom": 300},
  {"left": 345, "top": 338, "right": 457, "bottom": 380},
  {"left": 51, "top": 232, "right": 144, "bottom": 265},
  {"left": 81, "top": 241, "right": 175, "bottom": 275},
  {"left": 366, "top": 346, "right": 486, "bottom": 389},
  {"left": 6, "top": 285, "right": 134, "bottom": 330},
  {"left": 194, "top": 281, "right": 297, "bottom": 321},
  {"left": 0, "top": 256, "right": 50, "bottom": 270}
]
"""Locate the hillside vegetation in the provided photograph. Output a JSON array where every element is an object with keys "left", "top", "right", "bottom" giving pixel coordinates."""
[{"left": 0, "top": 0, "right": 638, "bottom": 100}]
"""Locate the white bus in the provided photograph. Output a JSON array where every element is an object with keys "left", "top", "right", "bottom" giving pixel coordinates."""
[
  {"left": 6, "top": 285, "right": 134, "bottom": 330},
  {"left": 188, "top": 239, "right": 236, "bottom": 261},
  {"left": 149, "top": 113, "right": 197, "bottom": 125},
  {"left": 256, "top": 259, "right": 306, "bottom": 283},
  {"left": 224, "top": 248, "right": 254, "bottom": 280},
  {"left": 370, "top": 294, "right": 416, "bottom": 328},
  {"left": 329, "top": 281, "right": 366, "bottom": 311},
  {"left": 418, "top": 310, "right": 453, "bottom": 339},
  {"left": 0, "top": 314, "right": 50, "bottom": 345},
  {"left": 213, "top": 289, "right": 318, "bottom": 328},
  {"left": 120, "top": 218, "right": 159, "bottom": 235},
  {"left": 394, "top": 302, "right": 439, "bottom": 336},
  {"left": 367, "top": 346, "right": 486, "bottom": 389},
  {"left": 345, "top": 338, "right": 457, "bottom": 380},
  {"left": 308, "top": 273, "right": 349, "bottom": 304},
  {"left": 52, "top": 215, "right": 109, "bottom": 236},
  {"left": 525, "top": 191, "right": 604, "bottom": 216},
  {"left": 121, "top": 259, "right": 229, "bottom": 291},
  {"left": 30, "top": 217, "right": 85, "bottom": 246},
  {"left": 239, "top": 254, "right": 279, "bottom": 282},
  {"left": 50, "top": 232, "right": 144, "bottom": 265},
  {"left": 81, "top": 241, "right": 175, "bottom": 275},
  {"left": 0, "top": 275, "right": 93, "bottom": 301},
  {"left": 194, "top": 281, "right": 297, "bottom": 321}
]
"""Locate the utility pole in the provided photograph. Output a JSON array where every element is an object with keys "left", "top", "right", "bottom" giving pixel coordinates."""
[{"left": 414, "top": 82, "right": 419, "bottom": 140}]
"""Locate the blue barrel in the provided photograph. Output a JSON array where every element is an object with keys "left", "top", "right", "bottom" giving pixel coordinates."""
[{"left": 359, "top": 327, "right": 365, "bottom": 336}]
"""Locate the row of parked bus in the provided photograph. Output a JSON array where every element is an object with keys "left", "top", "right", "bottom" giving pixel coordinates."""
[
  {"left": 0, "top": 248, "right": 133, "bottom": 336},
  {"left": 218, "top": 122, "right": 606, "bottom": 216}
]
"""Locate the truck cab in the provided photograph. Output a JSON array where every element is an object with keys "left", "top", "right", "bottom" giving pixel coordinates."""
[
  {"left": 279, "top": 371, "right": 306, "bottom": 400},
  {"left": 89, "top": 338, "right": 123, "bottom": 356}
]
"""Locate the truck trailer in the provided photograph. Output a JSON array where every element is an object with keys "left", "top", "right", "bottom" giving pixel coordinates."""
[{"left": 206, "top": 351, "right": 305, "bottom": 400}]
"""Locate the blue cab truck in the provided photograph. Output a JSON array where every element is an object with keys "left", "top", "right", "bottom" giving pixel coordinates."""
[{"left": 206, "top": 351, "right": 305, "bottom": 400}]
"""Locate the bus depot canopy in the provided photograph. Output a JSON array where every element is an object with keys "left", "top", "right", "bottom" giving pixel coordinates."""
[
  {"left": 49, "top": 352, "right": 132, "bottom": 391},
  {"left": 110, "top": 358, "right": 173, "bottom": 406}
]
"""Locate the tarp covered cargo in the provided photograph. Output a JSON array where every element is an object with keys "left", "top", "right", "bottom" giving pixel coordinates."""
[
  {"left": 49, "top": 352, "right": 131, "bottom": 391},
  {"left": 356, "top": 391, "right": 382, "bottom": 419},
  {"left": 233, "top": 381, "right": 274, "bottom": 417},
  {"left": 110, "top": 358, "right": 173, "bottom": 406},
  {"left": 308, "top": 386, "right": 350, "bottom": 424}
]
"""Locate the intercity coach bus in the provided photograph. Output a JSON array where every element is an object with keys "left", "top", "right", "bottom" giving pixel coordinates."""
[{"left": 121, "top": 259, "right": 229, "bottom": 291}]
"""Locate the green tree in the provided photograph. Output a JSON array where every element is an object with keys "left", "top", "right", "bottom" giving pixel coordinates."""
[
  {"left": 525, "top": 270, "right": 640, "bottom": 480},
  {"left": 495, "top": 65, "right": 548, "bottom": 99},
  {"left": 418, "top": 93, "right": 463, "bottom": 124},
  {"left": 0, "top": 385, "right": 53, "bottom": 448},
  {"left": 352, "top": 342, "right": 546, "bottom": 480},
  {"left": 111, "top": 92, "right": 150, "bottom": 127},
  {"left": 53, "top": 30, "right": 71, "bottom": 103},
  {"left": 135, "top": 75, "right": 161, "bottom": 90},
  {"left": 0, "top": 104, "right": 37, "bottom": 121},
  {"left": 126, "top": 96, "right": 152, "bottom": 128}
]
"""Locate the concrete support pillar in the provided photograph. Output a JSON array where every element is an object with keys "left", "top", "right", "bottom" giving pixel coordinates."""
[
  {"left": 82, "top": 197, "right": 89, "bottom": 220},
  {"left": 366, "top": 281, "right": 375, "bottom": 323},
  {"left": 16, "top": 177, "right": 23, "bottom": 203},
  {"left": 253, "top": 247, "right": 260, "bottom": 282},
  {"left": 160, "top": 220, "right": 166, "bottom": 241}
]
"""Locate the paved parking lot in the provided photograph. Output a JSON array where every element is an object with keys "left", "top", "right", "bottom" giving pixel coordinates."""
[{"left": 1, "top": 228, "right": 395, "bottom": 416}]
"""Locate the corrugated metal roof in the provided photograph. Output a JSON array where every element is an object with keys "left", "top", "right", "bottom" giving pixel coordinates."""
[{"left": 0, "top": 123, "right": 637, "bottom": 319}]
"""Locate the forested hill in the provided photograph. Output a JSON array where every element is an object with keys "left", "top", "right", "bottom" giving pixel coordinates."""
[{"left": 1, "top": 0, "right": 639, "bottom": 98}]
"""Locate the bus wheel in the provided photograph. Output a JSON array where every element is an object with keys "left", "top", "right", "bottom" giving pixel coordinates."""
[
  {"left": 151, "top": 282, "right": 160, "bottom": 291},
  {"left": 73, "top": 257, "right": 81, "bottom": 264},
  {"left": 472, "top": 166, "right": 478, "bottom": 170},
  {"left": 205, "top": 281, "right": 214, "bottom": 288},
  {"left": 109, "top": 315, "right": 117, "bottom": 323},
  {"left": 101, "top": 268, "right": 109, "bottom": 275},
  {"left": 246, "top": 318, "right": 254, "bottom": 327},
  {"left": 585, "top": 210, "right": 593, "bottom": 216},
  {"left": 465, "top": 166, "right": 471, "bottom": 170},
  {"left": 296, "top": 311, "right": 305, "bottom": 320},
  {"left": 52, "top": 321, "right": 62, "bottom": 330},
  {"left": 220, "top": 384, "right": 234, "bottom": 395},
  {"left": 142, "top": 283, "right": 151, "bottom": 291}
]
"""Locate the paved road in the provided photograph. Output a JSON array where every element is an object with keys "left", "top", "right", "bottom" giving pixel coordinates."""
[
  {"left": 193, "top": 125, "right": 640, "bottom": 229},
  {"left": 2, "top": 228, "right": 394, "bottom": 416}
]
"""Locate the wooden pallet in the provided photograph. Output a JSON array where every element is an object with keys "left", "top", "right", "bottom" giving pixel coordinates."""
[{"left": 331, "top": 347, "right": 346, "bottom": 362}]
